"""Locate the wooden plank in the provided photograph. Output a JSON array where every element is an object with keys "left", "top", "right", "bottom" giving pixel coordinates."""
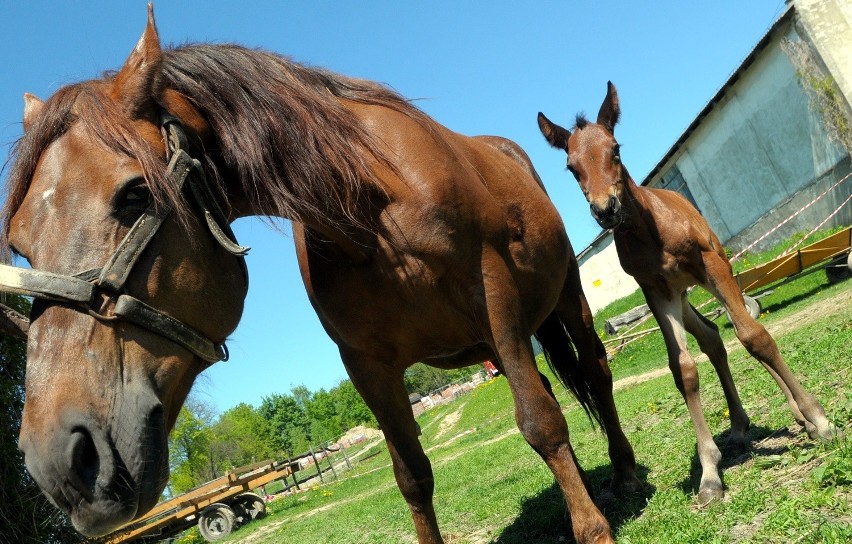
[
  {"left": 103, "top": 460, "right": 296, "bottom": 543},
  {"left": 736, "top": 227, "right": 851, "bottom": 292}
]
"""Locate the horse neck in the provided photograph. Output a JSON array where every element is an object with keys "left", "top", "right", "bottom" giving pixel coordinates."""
[
  {"left": 225, "top": 175, "right": 380, "bottom": 263},
  {"left": 617, "top": 169, "right": 651, "bottom": 233}
]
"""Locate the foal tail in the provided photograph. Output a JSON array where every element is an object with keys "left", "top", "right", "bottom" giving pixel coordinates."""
[{"left": 534, "top": 312, "right": 603, "bottom": 427}]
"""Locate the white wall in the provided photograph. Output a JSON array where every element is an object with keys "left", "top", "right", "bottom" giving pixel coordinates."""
[{"left": 577, "top": 236, "right": 639, "bottom": 314}]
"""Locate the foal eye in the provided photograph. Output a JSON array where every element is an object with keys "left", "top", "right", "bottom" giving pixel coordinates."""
[{"left": 612, "top": 144, "right": 621, "bottom": 163}]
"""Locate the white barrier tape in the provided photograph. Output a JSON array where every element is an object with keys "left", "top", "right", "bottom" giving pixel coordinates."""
[
  {"left": 731, "top": 171, "right": 851, "bottom": 263},
  {"left": 779, "top": 191, "right": 852, "bottom": 257}
]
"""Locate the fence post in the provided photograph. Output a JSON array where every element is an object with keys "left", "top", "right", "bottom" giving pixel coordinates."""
[
  {"left": 285, "top": 450, "right": 300, "bottom": 491},
  {"left": 338, "top": 442, "right": 352, "bottom": 470},
  {"left": 324, "top": 443, "right": 338, "bottom": 481},
  {"left": 309, "top": 446, "right": 324, "bottom": 483}
]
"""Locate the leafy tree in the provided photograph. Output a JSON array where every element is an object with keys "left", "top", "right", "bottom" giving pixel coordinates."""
[
  {"left": 404, "top": 362, "right": 478, "bottom": 395},
  {"left": 332, "top": 379, "right": 377, "bottom": 430},
  {"left": 259, "top": 392, "right": 310, "bottom": 455},
  {"left": 0, "top": 295, "right": 82, "bottom": 543},
  {"left": 210, "top": 402, "right": 273, "bottom": 468},
  {"left": 168, "top": 400, "right": 216, "bottom": 494}
]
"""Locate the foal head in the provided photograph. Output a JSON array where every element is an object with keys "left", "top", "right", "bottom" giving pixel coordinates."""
[
  {"left": 2, "top": 9, "right": 246, "bottom": 536},
  {"left": 538, "top": 81, "right": 627, "bottom": 229}
]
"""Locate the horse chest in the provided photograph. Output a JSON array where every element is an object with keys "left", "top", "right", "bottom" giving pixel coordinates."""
[{"left": 614, "top": 234, "right": 693, "bottom": 288}]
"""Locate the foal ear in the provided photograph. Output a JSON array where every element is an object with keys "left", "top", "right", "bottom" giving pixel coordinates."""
[
  {"left": 596, "top": 81, "right": 620, "bottom": 134},
  {"left": 537, "top": 112, "right": 571, "bottom": 150},
  {"left": 23, "top": 93, "right": 45, "bottom": 132},
  {"left": 112, "top": 4, "right": 164, "bottom": 119}
]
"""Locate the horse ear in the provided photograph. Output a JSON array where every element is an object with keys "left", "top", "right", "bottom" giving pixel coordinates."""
[
  {"left": 112, "top": 4, "right": 164, "bottom": 119},
  {"left": 23, "top": 93, "right": 45, "bottom": 132},
  {"left": 596, "top": 81, "right": 620, "bottom": 134},
  {"left": 538, "top": 112, "right": 571, "bottom": 150}
]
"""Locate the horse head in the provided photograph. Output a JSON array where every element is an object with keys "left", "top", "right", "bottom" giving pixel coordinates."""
[
  {"left": 2, "top": 7, "right": 246, "bottom": 536},
  {"left": 538, "top": 81, "right": 627, "bottom": 229}
]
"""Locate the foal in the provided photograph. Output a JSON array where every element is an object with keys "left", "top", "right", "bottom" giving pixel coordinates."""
[{"left": 538, "top": 82, "right": 835, "bottom": 504}]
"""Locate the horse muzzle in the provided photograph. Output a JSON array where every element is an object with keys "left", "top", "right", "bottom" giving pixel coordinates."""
[
  {"left": 18, "top": 399, "right": 168, "bottom": 536},
  {"left": 590, "top": 195, "right": 623, "bottom": 229}
]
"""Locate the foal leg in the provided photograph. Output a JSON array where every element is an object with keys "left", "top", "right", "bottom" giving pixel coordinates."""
[
  {"left": 704, "top": 254, "right": 834, "bottom": 440},
  {"left": 644, "top": 288, "right": 724, "bottom": 505},
  {"left": 341, "top": 350, "right": 444, "bottom": 544},
  {"left": 556, "top": 263, "right": 641, "bottom": 493},
  {"left": 682, "top": 301, "right": 750, "bottom": 451}
]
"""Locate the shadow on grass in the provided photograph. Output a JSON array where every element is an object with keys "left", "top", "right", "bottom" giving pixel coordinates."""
[
  {"left": 491, "top": 463, "right": 654, "bottom": 543},
  {"left": 677, "top": 424, "right": 805, "bottom": 497}
]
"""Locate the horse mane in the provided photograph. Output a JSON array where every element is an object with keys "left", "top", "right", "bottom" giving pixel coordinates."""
[
  {"left": 159, "top": 44, "right": 429, "bottom": 228},
  {"left": 1, "top": 44, "right": 430, "bottom": 259},
  {"left": 574, "top": 114, "right": 589, "bottom": 130}
]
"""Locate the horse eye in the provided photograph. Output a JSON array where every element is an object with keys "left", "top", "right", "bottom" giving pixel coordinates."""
[
  {"left": 115, "top": 179, "right": 152, "bottom": 214},
  {"left": 125, "top": 186, "right": 151, "bottom": 204},
  {"left": 612, "top": 144, "right": 621, "bottom": 163}
]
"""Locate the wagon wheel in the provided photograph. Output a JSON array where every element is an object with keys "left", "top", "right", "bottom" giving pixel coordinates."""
[
  {"left": 727, "top": 294, "right": 761, "bottom": 322},
  {"left": 198, "top": 503, "right": 236, "bottom": 542},
  {"left": 236, "top": 492, "right": 267, "bottom": 521},
  {"left": 825, "top": 252, "right": 852, "bottom": 283}
]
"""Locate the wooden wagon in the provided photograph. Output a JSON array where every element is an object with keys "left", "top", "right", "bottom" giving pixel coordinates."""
[
  {"left": 734, "top": 226, "right": 852, "bottom": 318},
  {"left": 102, "top": 459, "right": 299, "bottom": 543}
]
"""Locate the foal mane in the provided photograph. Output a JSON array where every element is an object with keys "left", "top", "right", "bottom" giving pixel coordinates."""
[{"left": 1, "top": 44, "right": 430, "bottom": 259}]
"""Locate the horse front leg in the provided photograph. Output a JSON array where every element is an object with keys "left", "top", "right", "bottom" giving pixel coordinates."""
[
  {"left": 341, "top": 350, "right": 444, "bottom": 544},
  {"left": 644, "top": 288, "right": 724, "bottom": 505},
  {"left": 703, "top": 254, "right": 835, "bottom": 440}
]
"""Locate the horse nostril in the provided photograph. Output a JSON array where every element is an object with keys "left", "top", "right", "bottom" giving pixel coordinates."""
[
  {"left": 607, "top": 195, "right": 620, "bottom": 214},
  {"left": 68, "top": 429, "right": 99, "bottom": 502}
]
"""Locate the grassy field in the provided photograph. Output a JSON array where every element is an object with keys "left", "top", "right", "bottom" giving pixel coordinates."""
[{"left": 198, "top": 270, "right": 851, "bottom": 544}]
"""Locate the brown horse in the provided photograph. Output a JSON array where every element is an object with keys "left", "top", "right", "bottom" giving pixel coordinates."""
[
  {"left": 538, "top": 82, "right": 836, "bottom": 505},
  {"left": 0, "top": 9, "right": 640, "bottom": 543}
]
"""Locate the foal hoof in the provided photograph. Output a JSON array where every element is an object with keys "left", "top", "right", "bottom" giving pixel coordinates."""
[
  {"left": 696, "top": 486, "right": 723, "bottom": 507},
  {"left": 805, "top": 420, "right": 839, "bottom": 442}
]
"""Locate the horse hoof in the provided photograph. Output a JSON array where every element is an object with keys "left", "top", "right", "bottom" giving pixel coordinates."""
[
  {"left": 612, "top": 474, "right": 644, "bottom": 495},
  {"left": 696, "top": 486, "right": 723, "bottom": 507}
]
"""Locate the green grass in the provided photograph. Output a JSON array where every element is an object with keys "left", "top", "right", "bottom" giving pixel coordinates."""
[{"left": 209, "top": 274, "right": 851, "bottom": 543}]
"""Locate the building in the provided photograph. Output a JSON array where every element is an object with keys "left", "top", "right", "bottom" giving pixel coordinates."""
[{"left": 579, "top": 0, "right": 852, "bottom": 313}]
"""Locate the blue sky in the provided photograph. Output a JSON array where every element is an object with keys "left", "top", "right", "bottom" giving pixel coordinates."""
[{"left": 1, "top": 1, "right": 788, "bottom": 414}]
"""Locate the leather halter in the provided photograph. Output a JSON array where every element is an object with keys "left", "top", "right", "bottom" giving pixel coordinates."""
[{"left": 0, "top": 115, "right": 249, "bottom": 364}]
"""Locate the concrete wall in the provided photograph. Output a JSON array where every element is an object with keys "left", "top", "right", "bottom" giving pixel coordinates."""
[
  {"left": 655, "top": 22, "right": 848, "bottom": 247},
  {"left": 577, "top": 236, "right": 639, "bottom": 314},
  {"left": 795, "top": 0, "right": 852, "bottom": 110}
]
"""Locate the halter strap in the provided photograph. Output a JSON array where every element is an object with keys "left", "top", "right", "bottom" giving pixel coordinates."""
[{"left": 0, "top": 115, "right": 247, "bottom": 364}]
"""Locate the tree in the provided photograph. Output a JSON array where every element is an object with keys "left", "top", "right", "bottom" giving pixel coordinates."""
[
  {"left": 168, "top": 400, "right": 216, "bottom": 494},
  {"left": 210, "top": 403, "right": 273, "bottom": 468},
  {"left": 259, "top": 392, "right": 310, "bottom": 455},
  {"left": 403, "top": 362, "right": 478, "bottom": 396},
  {"left": 332, "top": 379, "right": 377, "bottom": 430},
  {"left": 0, "top": 295, "right": 82, "bottom": 543}
]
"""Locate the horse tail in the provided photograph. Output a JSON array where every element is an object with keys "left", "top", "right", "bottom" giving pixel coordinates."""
[{"left": 533, "top": 312, "right": 603, "bottom": 427}]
